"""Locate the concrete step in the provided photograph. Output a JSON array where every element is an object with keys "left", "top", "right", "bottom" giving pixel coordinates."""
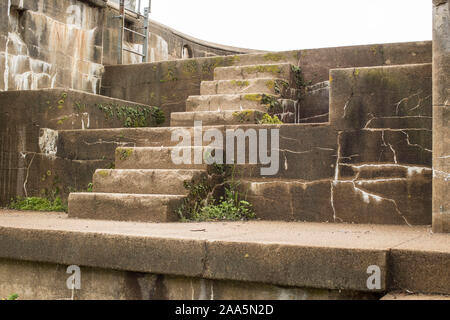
[
  {"left": 115, "top": 146, "right": 216, "bottom": 170},
  {"left": 68, "top": 193, "right": 184, "bottom": 222},
  {"left": 93, "top": 169, "right": 206, "bottom": 195},
  {"left": 239, "top": 174, "right": 432, "bottom": 226},
  {"left": 1, "top": 211, "right": 449, "bottom": 296},
  {"left": 56, "top": 127, "right": 228, "bottom": 161},
  {"left": 214, "top": 63, "right": 294, "bottom": 82},
  {"left": 171, "top": 110, "right": 266, "bottom": 127},
  {"left": 186, "top": 93, "right": 277, "bottom": 112},
  {"left": 200, "top": 78, "right": 291, "bottom": 96}
]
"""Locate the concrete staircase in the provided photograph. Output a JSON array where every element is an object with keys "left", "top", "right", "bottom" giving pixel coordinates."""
[
  {"left": 68, "top": 61, "right": 309, "bottom": 222},
  {"left": 67, "top": 60, "right": 434, "bottom": 226},
  {"left": 171, "top": 63, "right": 301, "bottom": 126},
  {"left": 2, "top": 43, "right": 449, "bottom": 300}
]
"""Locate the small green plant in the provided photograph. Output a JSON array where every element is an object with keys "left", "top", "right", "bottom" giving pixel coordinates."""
[
  {"left": 291, "top": 65, "right": 311, "bottom": 88},
  {"left": 261, "top": 94, "right": 282, "bottom": 113},
  {"left": 7, "top": 294, "right": 19, "bottom": 300},
  {"left": 87, "top": 183, "right": 93, "bottom": 192},
  {"left": 177, "top": 163, "right": 255, "bottom": 222},
  {"left": 8, "top": 197, "right": 67, "bottom": 212},
  {"left": 116, "top": 148, "right": 133, "bottom": 161},
  {"left": 259, "top": 113, "right": 283, "bottom": 124},
  {"left": 197, "top": 183, "right": 255, "bottom": 222}
]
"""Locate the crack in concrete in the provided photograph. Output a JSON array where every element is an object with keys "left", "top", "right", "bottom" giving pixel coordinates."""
[
  {"left": 22, "top": 152, "right": 36, "bottom": 198},
  {"left": 348, "top": 177, "right": 413, "bottom": 227},
  {"left": 401, "top": 131, "right": 432, "bottom": 153},
  {"left": 363, "top": 115, "right": 432, "bottom": 129},
  {"left": 394, "top": 92, "right": 422, "bottom": 115}
]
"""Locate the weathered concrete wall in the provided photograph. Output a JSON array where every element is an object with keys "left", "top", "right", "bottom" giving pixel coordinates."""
[
  {"left": 328, "top": 64, "right": 433, "bottom": 226},
  {"left": 0, "top": 89, "right": 159, "bottom": 206},
  {"left": 0, "top": 0, "right": 106, "bottom": 93},
  {"left": 102, "top": 56, "right": 244, "bottom": 119},
  {"left": 0, "top": 0, "right": 254, "bottom": 94},
  {"left": 432, "top": 0, "right": 450, "bottom": 233},
  {"left": 101, "top": 41, "right": 432, "bottom": 118},
  {"left": 0, "top": 258, "right": 378, "bottom": 300}
]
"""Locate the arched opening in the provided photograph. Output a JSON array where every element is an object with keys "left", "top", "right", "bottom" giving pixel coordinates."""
[{"left": 182, "top": 45, "right": 193, "bottom": 59}]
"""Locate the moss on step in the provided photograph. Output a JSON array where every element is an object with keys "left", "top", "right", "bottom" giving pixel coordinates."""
[
  {"left": 263, "top": 53, "right": 283, "bottom": 62},
  {"left": 97, "top": 170, "right": 110, "bottom": 178},
  {"left": 232, "top": 110, "right": 258, "bottom": 123},
  {"left": 116, "top": 148, "right": 133, "bottom": 161},
  {"left": 244, "top": 94, "right": 263, "bottom": 102},
  {"left": 245, "top": 65, "right": 282, "bottom": 75},
  {"left": 231, "top": 80, "right": 250, "bottom": 87}
]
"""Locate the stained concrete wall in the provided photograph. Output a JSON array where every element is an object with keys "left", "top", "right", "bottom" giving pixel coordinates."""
[
  {"left": 101, "top": 41, "right": 432, "bottom": 119},
  {"left": 0, "top": 0, "right": 254, "bottom": 94},
  {"left": 432, "top": 0, "right": 450, "bottom": 233},
  {"left": 0, "top": 258, "right": 379, "bottom": 300},
  {"left": 0, "top": 0, "right": 105, "bottom": 93},
  {"left": 0, "top": 89, "right": 159, "bottom": 206}
]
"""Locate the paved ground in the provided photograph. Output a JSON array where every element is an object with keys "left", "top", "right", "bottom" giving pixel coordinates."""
[{"left": 0, "top": 209, "right": 448, "bottom": 253}]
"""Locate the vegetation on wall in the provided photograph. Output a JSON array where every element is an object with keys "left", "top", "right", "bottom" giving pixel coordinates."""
[{"left": 96, "top": 103, "right": 165, "bottom": 128}]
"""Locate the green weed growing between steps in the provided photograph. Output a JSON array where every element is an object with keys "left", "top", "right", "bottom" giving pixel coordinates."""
[
  {"left": 8, "top": 197, "right": 67, "bottom": 212},
  {"left": 258, "top": 113, "right": 283, "bottom": 125},
  {"left": 177, "top": 163, "right": 255, "bottom": 222}
]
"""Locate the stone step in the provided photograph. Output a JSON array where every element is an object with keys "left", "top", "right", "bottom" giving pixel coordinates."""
[
  {"left": 56, "top": 127, "right": 228, "bottom": 161},
  {"left": 93, "top": 169, "right": 206, "bottom": 195},
  {"left": 214, "top": 63, "right": 294, "bottom": 82},
  {"left": 2, "top": 211, "right": 449, "bottom": 296},
  {"left": 68, "top": 193, "right": 184, "bottom": 222},
  {"left": 115, "top": 146, "right": 217, "bottom": 170},
  {"left": 186, "top": 93, "right": 277, "bottom": 112},
  {"left": 200, "top": 78, "right": 291, "bottom": 96},
  {"left": 239, "top": 173, "right": 432, "bottom": 226},
  {"left": 171, "top": 110, "right": 266, "bottom": 127}
]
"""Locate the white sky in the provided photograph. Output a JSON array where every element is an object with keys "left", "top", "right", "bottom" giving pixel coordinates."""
[{"left": 150, "top": 0, "right": 432, "bottom": 51}]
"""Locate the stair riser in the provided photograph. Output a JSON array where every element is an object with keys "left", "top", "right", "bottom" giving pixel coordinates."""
[
  {"left": 186, "top": 94, "right": 272, "bottom": 112},
  {"left": 93, "top": 170, "right": 207, "bottom": 195},
  {"left": 115, "top": 147, "right": 219, "bottom": 170},
  {"left": 171, "top": 111, "right": 265, "bottom": 127},
  {"left": 68, "top": 193, "right": 183, "bottom": 223},
  {"left": 214, "top": 64, "right": 293, "bottom": 82},
  {"left": 200, "top": 79, "right": 291, "bottom": 96}
]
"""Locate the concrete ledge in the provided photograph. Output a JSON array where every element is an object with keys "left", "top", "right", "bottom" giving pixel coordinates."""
[
  {"left": 381, "top": 292, "right": 450, "bottom": 300},
  {"left": 0, "top": 212, "right": 449, "bottom": 294}
]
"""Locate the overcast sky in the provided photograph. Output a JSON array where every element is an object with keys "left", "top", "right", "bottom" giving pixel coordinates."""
[{"left": 150, "top": 0, "right": 432, "bottom": 51}]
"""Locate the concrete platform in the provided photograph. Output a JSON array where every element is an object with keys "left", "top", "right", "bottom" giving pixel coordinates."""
[{"left": 0, "top": 210, "right": 448, "bottom": 296}]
